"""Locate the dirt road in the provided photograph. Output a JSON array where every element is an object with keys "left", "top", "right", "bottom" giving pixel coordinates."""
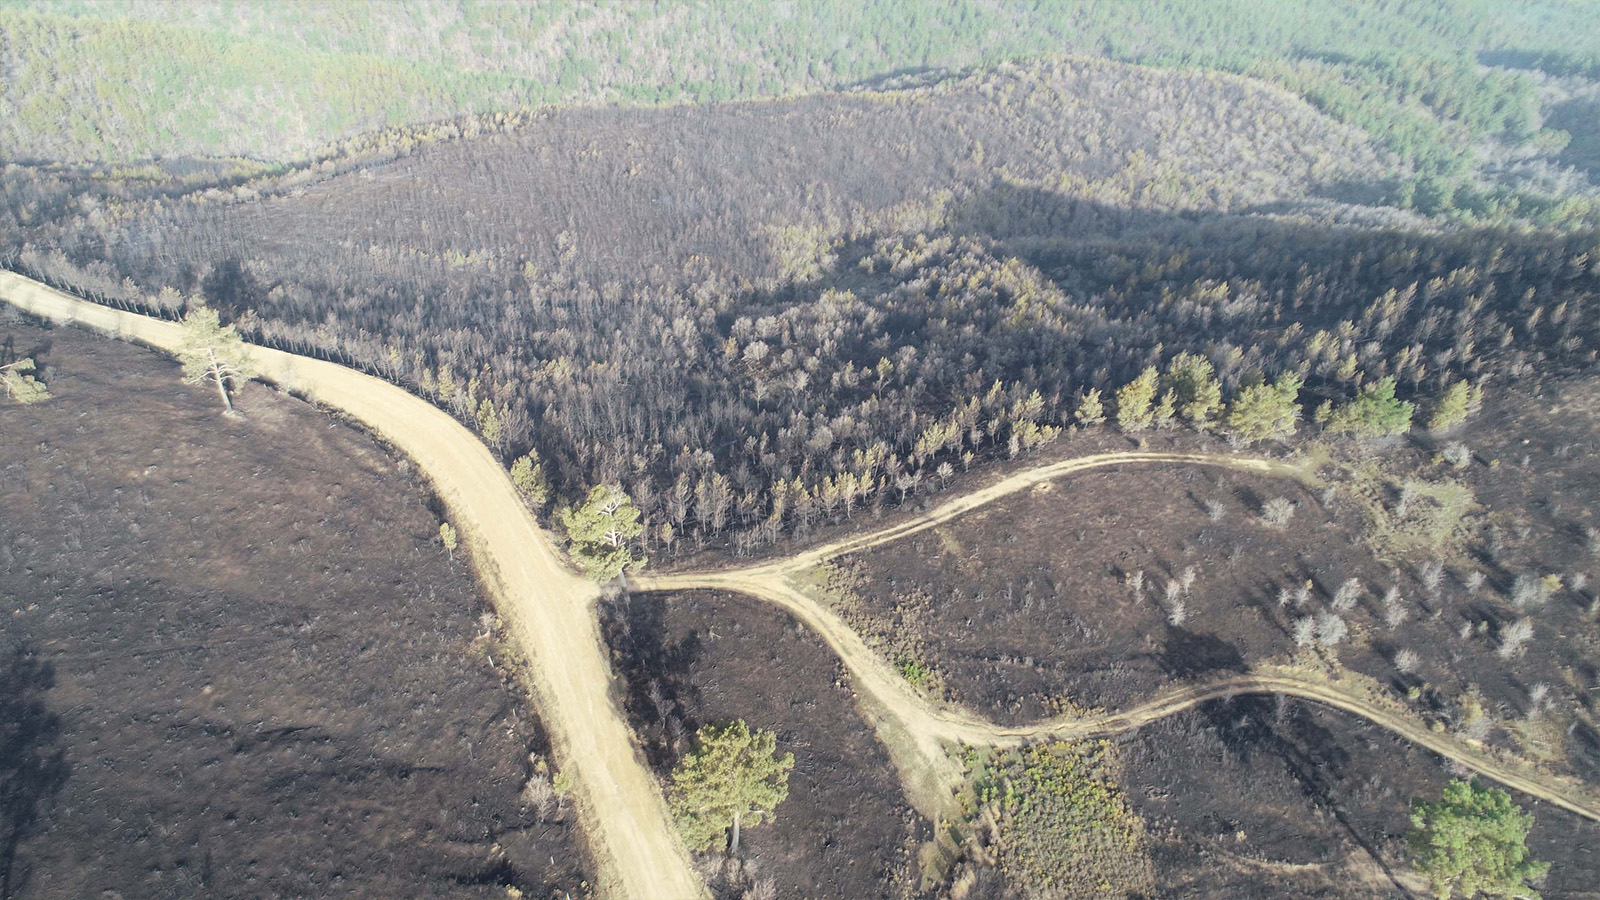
[
  {"left": 636, "top": 451, "right": 1600, "bottom": 827},
  {"left": 10, "top": 270, "right": 1595, "bottom": 895},
  {"left": 0, "top": 272, "right": 708, "bottom": 900}
]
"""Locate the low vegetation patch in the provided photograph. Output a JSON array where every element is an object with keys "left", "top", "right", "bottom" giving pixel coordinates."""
[
  {"left": 1349, "top": 461, "right": 1477, "bottom": 560},
  {"left": 953, "top": 741, "right": 1154, "bottom": 899}
]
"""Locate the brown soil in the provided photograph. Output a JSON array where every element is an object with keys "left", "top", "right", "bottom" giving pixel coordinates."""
[
  {"left": 600, "top": 589, "right": 924, "bottom": 900},
  {"left": 0, "top": 319, "right": 589, "bottom": 898},
  {"left": 1120, "top": 695, "right": 1599, "bottom": 898}
]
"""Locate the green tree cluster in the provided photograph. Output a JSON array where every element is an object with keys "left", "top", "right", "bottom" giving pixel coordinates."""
[
  {"left": 1408, "top": 779, "right": 1548, "bottom": 900},
  {"left": 3, "top": 0, "right": 1591, "bottom": 176},
  {"left": 668, "top": 719, "right": 793, "bottom": 854},
  {"left": 1328, "top": 376, "right": 1414, "bottom": 438}
]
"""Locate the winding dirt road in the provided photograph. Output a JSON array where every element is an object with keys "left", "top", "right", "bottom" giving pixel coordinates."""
[
  {"left": 8, "top": 270, "right": 1596, "bottom": 900},
  {"left": 636, "top": 453, "right": 1600, "bottom": 827},
  {"left": 0, "top": 272, "right": 708, "bottom": 900}
]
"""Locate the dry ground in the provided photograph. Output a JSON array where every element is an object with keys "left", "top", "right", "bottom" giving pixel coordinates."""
[{"left": 0, "top": 318, "right": 590, "bottom": 897}]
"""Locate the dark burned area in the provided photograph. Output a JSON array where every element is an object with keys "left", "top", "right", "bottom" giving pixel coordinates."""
[
  {"left": 7, "top": 59, "right": 1593, "bottom": 569},
  {"left": 1, "top": 45, "right": 1596, "bottom": 900},
  {"left": 838, "top": 401, "right": 1599, "bottom": 768},
  {"left": 599, "top": 588, "right": 923, "bottom": 900},
  {"left": 0, "top": 320, "right": 588, "bottom": 899},
  {"left": 1121, "top": 696, "right": 1599, "bottom": 898}
]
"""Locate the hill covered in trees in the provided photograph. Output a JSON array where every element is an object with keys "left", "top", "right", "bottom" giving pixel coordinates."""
[
  {"left": 5, "top": 55, "right": 1595, "bottom": 559},
  {"left": 2, "top": 1, "right": 1596, "bottom": 205}
]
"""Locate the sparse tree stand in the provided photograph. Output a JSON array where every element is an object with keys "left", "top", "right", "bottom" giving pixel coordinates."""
[
  {"left": 0, "top": 358, "right": 49, "bottom": 403},
  {"left": 1407, "top": 779, "right": 1549, "bottom": 900},
  {"left": 176, "top": 305, "right": 256, "bottom": 416},
  {"left": 668, "top": 720, "right": 794, "bottom": 855},
  {"left": 558, "top": 484, "right": 646, "bottom": 584}
]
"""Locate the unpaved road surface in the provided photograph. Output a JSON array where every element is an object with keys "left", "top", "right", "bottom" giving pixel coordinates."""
[
  {"left": 11, "top": 271, "right": 1596, "bottom": 898},
  {"left": 0, "top": 272, "right": 708, "bottom": 900},
  {"left": 638, "top": 452, "right": 1600, "bottom": 826}
]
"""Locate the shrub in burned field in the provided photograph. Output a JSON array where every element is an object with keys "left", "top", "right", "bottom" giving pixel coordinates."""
[{"left": 1260, "top": 496, "right": 1296, "bottom": 527}]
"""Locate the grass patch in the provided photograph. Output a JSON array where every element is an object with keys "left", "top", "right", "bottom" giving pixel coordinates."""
[
  {"left": 1348, "top": 461, "right": 1477, "bottom": 560},
  {"left": 954, "top": 741, "right": 1154, "bottom": 899}
]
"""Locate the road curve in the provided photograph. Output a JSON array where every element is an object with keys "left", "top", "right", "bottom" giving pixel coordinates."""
[
  {"left": 0, "top": 271, "right": 708, "bottom": 900},
  {"left": 10, "top": 270, "right": 1596, "bottom": 891},
  {"left": 766, "top": 450, "right": 1310, "bottom": 576},
  {"left": 636, "top": 454, "right": 1600, "bottom": 826}
]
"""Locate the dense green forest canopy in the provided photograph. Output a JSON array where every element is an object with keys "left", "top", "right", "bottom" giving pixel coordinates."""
[{"left": 2, "top": 0, "right": 1596, "bottom": 186}]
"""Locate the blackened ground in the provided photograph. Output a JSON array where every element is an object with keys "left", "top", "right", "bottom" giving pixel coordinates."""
[
  {"left": 601, "top": 589, "right": 925, "bottom": 900},
  {"left": 1120, "top": 695, "right": 1599, "bottom": 898},
  {"left": 839, "top": 400, "right": 1600, "bottom": 787},
  {"left": 0, "top": 319, "right": 588, "bottom": 899}
]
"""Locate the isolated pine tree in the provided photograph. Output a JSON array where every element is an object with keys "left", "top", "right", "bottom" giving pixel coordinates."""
[
  {"left": 559, "top": 484, "right": 646, "bottom": 583},
  {"left": 177, "top": 304, "right": 255, "bottom": 415},
  {"left": 0, "top": 358, "right": 49, "bottom": 404},
  {"left": 668, "top": 720, "right": 794, "bottom": 854}
]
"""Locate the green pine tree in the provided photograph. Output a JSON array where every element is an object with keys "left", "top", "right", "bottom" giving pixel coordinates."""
[
  {"left": 1166, "top": 351, "right": 1222, "bottom": 426},
  {"left": 559, "top": 484, "right": 646, "bottom": 583},
  {"left": 1074, "top": 387, "right": 1105, "bottom": 426},
  {"left": 0, "top": 358, "right": 49, "bottom": 404},
  {"left": 439, "top": 522, "right": 458, "bottom": 559},
  {"left": 1407, "top": 779, "right": 1549, "bottom": 900},
  {"left": 1427, "top": 379, "right": 1481, "bottom": 432},
  {"left": 1328, "top": 376, "right": 1414, "bottom": 438},
  {"left": 510, "top": 450, "right": 551, "bottom": 509},
  {"left": 1115, "top": 367, "right": 1159, "bottom": 432},
  {"left": 668, "top": 719, "right": 794, "bottom": 854},
  {"left": 1223, "top": 372, "right": 1303, "bottom": 445},
  {"left": 177, "top": 304, "right": 255, "bottom": 415}
]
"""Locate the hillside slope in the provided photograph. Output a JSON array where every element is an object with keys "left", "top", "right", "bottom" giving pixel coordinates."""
[
  {"left": 1, "top": 0, "right": 1594, "bottom": 167},
  {"left": 5, "top": 58, "right": 1594, "bottom": 562}
]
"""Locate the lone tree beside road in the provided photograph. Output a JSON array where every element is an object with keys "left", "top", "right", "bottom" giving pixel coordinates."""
[
  {"left": 177, "top": 304, "right": 255, "bottom": 415},
  {"left": 668, "top": 719, "right": 794, "bottom": 855},
  {"left": 559, "top": 484, "right": 646, "bottom": 583},
  {"left": 1407, "top": 778, "right": 1548, "bottom": 900}
]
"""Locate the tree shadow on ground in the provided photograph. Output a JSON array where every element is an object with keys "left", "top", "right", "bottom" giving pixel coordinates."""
[
  {"left": 0, "top": 642, "right": 68, "bottom": 900},
  {"left": 598, "top": 593, "right": 703, "bottom": 770},
  {"left": 1159, "top": 626, "right": 1246, "bottom": 681},
  {"left": 1197, "top": 694, "right": 1417, "bottom": 899}
]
